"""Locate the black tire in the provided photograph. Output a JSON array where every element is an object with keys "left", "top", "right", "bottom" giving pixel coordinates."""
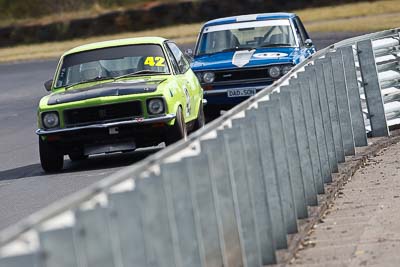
[
  {"left": 165, "top": 106, "right": 187, "bottom": 145},
  {"left": 39, "top": 137, "right": 63, "bottom": 173},
  {"left": 68, "top": 151, "right": 88, "bottom": 161},
  {"left": 192, "top": 102, "right": 205, "bottom": 132}
]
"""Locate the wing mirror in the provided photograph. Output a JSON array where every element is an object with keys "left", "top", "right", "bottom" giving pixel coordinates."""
[
  {"left": 44, "top": 79, "right": 53, "bottom": 91},
  {"left": 305, "top": 39, "right": 313, "bottom": 48},
  {"left": 184, "top": 49, "right": 194, "bottom": 61}
]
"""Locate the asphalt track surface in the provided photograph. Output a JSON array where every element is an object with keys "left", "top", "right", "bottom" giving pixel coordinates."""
[{"left": 0, "top": 32, "right": 362, "bottom": 231}]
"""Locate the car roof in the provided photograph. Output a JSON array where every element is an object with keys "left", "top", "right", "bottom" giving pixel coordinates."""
[
  {"left": 63, "top": 36, "right": 168, "bottom": 56},
  {"left": 203, "top": 13, "right": 296, "bottom": 27}
]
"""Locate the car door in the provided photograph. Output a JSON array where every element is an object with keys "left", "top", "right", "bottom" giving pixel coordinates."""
[
  {"left": 165, "top": 42, "right": 199, "bottom": 122},
  {"left": 292, "top": 16, "right": 316, "bottom": 59}
]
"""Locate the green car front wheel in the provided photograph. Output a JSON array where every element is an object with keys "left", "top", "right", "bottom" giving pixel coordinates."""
[
  {"left": 192, "top": 102, "right": 205, "bottom": 131},
  {"left": 39, "top": 137, "right": 63, "bottom": 172},
  {"left": 166, "top": 106, "right": 187, "bottom": 145}
]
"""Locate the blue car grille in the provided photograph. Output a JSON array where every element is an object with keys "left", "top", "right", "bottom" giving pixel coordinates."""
[
  {"left": 64, "top": 101, "right": 142, "bottom": 127},
  {"left": 214, "top": 67, "right": 272, "bottom": 83}
]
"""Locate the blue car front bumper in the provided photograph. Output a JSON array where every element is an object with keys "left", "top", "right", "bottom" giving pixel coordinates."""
[{"left": 203, "top": 83, "right": 272, "bottom": 106}]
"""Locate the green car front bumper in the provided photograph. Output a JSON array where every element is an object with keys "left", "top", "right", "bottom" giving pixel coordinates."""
[{"left": 36, "top": 114, "right": 176, "bottom": 135}]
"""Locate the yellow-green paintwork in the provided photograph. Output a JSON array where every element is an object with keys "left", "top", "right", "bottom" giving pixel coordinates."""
[{"left": 38, "top": 37, "right": 203, "bottom": 131}]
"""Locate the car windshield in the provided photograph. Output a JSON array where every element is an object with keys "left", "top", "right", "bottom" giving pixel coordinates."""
[
  {"left": 196, "top": 19, "right": 297, "bottom": 56},
  {"left": 55, "top": 44, "right": 170, "bottom": 88}
]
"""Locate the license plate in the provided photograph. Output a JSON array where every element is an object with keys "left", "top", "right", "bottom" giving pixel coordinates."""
[
  {"left": 84, "top": 142, "right": 136, "bottom": 155},
  {"left": 109, "top": 127, "right": 119, "bottom": 135},
  {"left": 227, "top": 88, "right": 256, "bottom": 98}
]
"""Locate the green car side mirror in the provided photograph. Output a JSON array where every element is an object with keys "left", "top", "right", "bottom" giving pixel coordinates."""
[
  {"left": 44, "top": 79, "right": 53, "bottom": 91},
  {"left": 184, "top": 49, "right": 194, "bottom": 62}
]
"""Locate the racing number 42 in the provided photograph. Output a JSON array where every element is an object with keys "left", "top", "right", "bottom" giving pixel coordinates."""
[{"left": 144, "top": 56, "right": 165, "bottom": 67}]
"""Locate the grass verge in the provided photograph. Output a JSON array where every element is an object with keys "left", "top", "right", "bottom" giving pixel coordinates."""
[
  {"left": 0, "top": 23, "right": 201, "bottom": 63},
  {"left": 296, "top": 0, "right": 400, "bottom": 22},
  {"left": 306, "top": 13, "right": 400, "bottom": 32},
  {"left": 0, "top": 0, "right": 399, "bottom": 63}
]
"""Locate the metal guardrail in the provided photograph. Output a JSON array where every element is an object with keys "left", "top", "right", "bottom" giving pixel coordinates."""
[
  {"left": 0, "top": 28, "right": 399, "bottom": 267},
  {"left": 359, "top": 34, "right": 400, "bottom": 133}
]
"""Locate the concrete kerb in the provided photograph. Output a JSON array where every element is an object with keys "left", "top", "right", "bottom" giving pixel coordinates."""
[{"left": 271, "top": 130, "right": 400, "bottom": 266}]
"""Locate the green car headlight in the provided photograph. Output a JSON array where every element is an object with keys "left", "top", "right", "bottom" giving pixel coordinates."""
[
  {"left": 147, "top": 98, "right": 165, "bottom": 115},
  {"left": 42, "top": 112, "right": 59, "bottom": 129}
]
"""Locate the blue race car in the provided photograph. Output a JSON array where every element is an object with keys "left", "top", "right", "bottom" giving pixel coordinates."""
[{"left": 190, "top": 13, "right": 316, "bottom": 117}]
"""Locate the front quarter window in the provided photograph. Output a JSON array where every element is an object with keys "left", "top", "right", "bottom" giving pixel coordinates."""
[
  {"left": 293, "top": 16, "right": 310, "bottom": 47},
  {"left": 166, "top": 42, "right": 190, "bottom": 74}
]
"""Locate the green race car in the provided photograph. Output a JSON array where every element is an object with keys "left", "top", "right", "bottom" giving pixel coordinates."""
[{"left": 37, "top": 37, "right": 204, "bottom": 172}]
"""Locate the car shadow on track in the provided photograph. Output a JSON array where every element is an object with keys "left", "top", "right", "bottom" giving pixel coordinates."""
[
  {"left": 0, "top": 147, "right": 161, "bottom": 181},
  {"left": 65, "top": 147, "right": 162, "bottom": 172},
  {"left": 0, "top": 163, "right": 43, "bottom": 181}
]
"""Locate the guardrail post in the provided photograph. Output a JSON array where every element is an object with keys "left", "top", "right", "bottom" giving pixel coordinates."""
[
  {"left": 230, "top": 117, "right": 277, "bottom": 265},
  {"left": 107, "top": 190, "right": 147, "bottom": 267},
  {"left": 160, "top": 161, "right": 202, "bottom": 267},
  {"left": 303, "top": 65, "right": 332, "bottom": 184},
  {"left": 201, "top": 137, "right": 244, "bottom": 267},
  {"left": 280, "top": 85, "right": 318, "bottom": 206},
  {"left": 38, "top": 226, "right": 78, "bottom": 267},
  {"left": 232, "top": 116, "right": 276, "bottom": 265},
  {"left": 135, "top": 175, "right": 178, "bottom": 267},
  {"left": 314, "top": 59, "right": 339, "bottom": 174},
  {"left": 258, "top": 100, "right": 298, "bottom": 234},
  {"left": 357, "top": 39, "right": 389, "bottom": 137},
  {"left": 270, "top": 91, "right": 308, "bottom": 219},
  {"left": 221, "top": 127, "right": 263, "bottom": 266},
  {"left": 244, "top": 109, "right": 288, "bottom": 250},
  {"left": 74, "top": 206, "right": 117, "bottom": 267},
  {"left": 183, "top": 154, "right": 224, "bottom": 267},
  {"left": 295, "top": 74, "right": 325, "bottom": 194},
  {"left": 340, "top": 46, "right": 368, "bottom": 147},
  {"left": 328, "top": 50, "right": 356, "bottom": 156},
  {"left": 321, "top": 57, "right": 346, "bottom": 163}
]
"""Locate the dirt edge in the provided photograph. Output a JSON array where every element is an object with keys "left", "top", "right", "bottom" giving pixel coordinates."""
[{"left": 272, "top": 129, "right": 400, "bottom": 266}]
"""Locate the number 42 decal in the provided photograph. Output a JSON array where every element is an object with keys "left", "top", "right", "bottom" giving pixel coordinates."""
[{"left": 144, "top": 56, "right": 165, "bottom": 67}]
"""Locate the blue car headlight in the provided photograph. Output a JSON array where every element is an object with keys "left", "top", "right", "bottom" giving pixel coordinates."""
[
  {"left": 268, "top": 66, "right": 281, "bottom": 78},
  {"left": 203, "top": 72, "right": 215, "bottom": 83},
  {"left": 281, "top": 65, "right": 293, "bottom": 75}
]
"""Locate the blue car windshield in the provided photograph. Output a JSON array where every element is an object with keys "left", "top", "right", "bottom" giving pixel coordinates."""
[{"left": 196, "top": 19, "right": 297, "bottom": 56}]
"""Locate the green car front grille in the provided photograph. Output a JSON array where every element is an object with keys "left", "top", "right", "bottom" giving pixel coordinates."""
[{"left": 64, "top": 101, "right": 142, "bottom": 127}]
